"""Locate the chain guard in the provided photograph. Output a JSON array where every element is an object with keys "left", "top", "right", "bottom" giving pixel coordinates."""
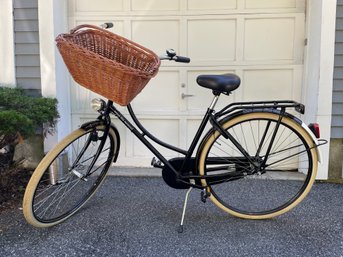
[{"left": 162, "top": 158, "right": 197, "bottom": 189}]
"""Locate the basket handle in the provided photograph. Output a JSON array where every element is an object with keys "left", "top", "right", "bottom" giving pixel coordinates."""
[{"left": 70, "top": 24, "right": 113, "bottom": 35}]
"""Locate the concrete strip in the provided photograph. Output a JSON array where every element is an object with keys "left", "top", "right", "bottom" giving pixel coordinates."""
[{"left": 107, "top": 167, "right": 162, "bottom": 177}]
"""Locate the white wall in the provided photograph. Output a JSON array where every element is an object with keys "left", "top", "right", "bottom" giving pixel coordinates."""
[
  {"left": 303, "top": 0, "right": 336, "bottom": 179},
  {"left": 38, "top": 0, "right": 71, "bottom": 152},
  {"left": 0, "top": 0, "right": 15, "bottom": 86}
]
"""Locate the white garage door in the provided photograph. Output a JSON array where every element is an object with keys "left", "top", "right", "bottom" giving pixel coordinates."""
[{"left": 67, "top": 0, "right": 306, "bottom": 166}]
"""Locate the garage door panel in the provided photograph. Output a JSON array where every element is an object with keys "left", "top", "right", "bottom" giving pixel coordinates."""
[
  {"left": 188, "top": 0, "right": 237, "bottom": 10},
  {"left": 188, "top": 19, "right": 236, "bottom": 62},
  {"left": 131, "top": 0, "right": 180, "bottom": 11},
  {"left": 244, "top": 0, "right": 296, "bottom": 9},
  {"left": 73, "top": 0, "right": 124, "bottom": 12},
  {"left": 132, "top": 20, "right": 179, "bottom": 55},
  {"left": 133, "top": 70, "right": 180, "bottom": 112},
  {"left": 242, "top": 69, "right": 293, "bottom": 101},
  {"left": 244, "top": 18, "right": 295, "bottom": 61}
]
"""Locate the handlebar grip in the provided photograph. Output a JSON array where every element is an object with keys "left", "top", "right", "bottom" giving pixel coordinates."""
[
  {"left": 102, "top": 22, "right": 114, "bottom": 29},
  {"left": 175, "top": 56, "right": 191, "bottom": 63}
]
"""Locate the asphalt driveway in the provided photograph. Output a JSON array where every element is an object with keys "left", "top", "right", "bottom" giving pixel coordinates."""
[{"left": 0, "top": 175, "right": 342, "bottom": 257}]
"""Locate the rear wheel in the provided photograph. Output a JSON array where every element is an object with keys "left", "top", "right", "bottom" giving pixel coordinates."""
[
  {"left": 198, "top": 112, "right": 318, "bottom": 219},
  {"left": 23, "top": 125, "right": 118, "bottom": 227}
]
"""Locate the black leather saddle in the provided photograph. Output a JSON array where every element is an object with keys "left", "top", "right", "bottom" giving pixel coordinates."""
[{"left": 196, "top": 74, "right": 241, "bottom": 95}]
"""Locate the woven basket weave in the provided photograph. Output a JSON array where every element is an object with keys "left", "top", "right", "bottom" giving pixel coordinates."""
[{"left": 56, "top": 24, "right": 161, "bottom": 106}]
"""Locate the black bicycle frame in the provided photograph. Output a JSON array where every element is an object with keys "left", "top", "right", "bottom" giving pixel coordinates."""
[
  {"left": 101, "top": 97, "right": 308, "bottom": 187},
  {"left": 109, "top": 100, "right": 215, "bottom": 181}
]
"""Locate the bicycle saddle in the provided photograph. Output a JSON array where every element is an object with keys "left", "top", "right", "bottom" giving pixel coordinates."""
[{"left": 196, "top": 74, "right": 240, "bottom": 95}]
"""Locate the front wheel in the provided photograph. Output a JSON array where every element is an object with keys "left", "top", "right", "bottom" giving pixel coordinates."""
[
  {"left": 23, "top": 125, "right": 118, "bottom": 227},
  {"left": 198, "top": 112, "right": 318, "bottom": 219}
]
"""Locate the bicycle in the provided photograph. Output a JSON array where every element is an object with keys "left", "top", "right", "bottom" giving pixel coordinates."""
[{"left": 23, "top": 23, "right": 326, "bottom": 232}]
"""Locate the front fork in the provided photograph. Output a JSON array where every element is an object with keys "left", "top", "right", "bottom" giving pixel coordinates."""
[
  {"left": 82, "top": 109, "right": 113, "bottom": 179},
  {"left": 69, "top": 103, "right": 113, "bottom": 181},
  {"left": 48, "top": 133, "right": 99, "bottom": 185}
]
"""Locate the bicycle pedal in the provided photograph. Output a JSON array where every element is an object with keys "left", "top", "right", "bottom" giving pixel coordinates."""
[
  {"left": 151, "top": 157, "right": 163, "bottom": 168},
  {"left": 201, "top": 189, "right": 211, "bottom": 203}
]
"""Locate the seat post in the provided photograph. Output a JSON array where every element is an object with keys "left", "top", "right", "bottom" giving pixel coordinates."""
[{"left": 209, "top": 94, "right": 220, "bottom": 110}]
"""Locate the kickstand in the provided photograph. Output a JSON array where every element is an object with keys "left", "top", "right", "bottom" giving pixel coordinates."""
[{"left": 177, "top": 187, "right": 193, "bottom": 233}]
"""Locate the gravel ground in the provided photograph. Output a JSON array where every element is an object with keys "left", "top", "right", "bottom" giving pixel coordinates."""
[{"left": 0, "top": 176, "right": 342, "bottom": 257}]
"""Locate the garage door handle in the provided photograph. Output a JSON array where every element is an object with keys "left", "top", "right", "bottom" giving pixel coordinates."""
[{"left": 181, "top": 93, "right": 194, "bottom": 99}]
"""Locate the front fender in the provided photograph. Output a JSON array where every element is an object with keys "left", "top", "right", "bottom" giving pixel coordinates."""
[{"left": 80, "top": 120, "right": 121, "bottom": 162}]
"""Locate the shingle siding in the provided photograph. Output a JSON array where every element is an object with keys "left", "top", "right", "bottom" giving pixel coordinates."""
[
  {"left": 13, "top": 0, "right": 41, "bottom": 93},
  {"left": 332, "top": 1, "right": 343, "bottom": 138}
]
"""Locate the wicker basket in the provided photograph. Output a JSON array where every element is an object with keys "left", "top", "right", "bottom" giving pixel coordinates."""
[{"left": 56, "top": 24, "right": 161, "bottom": 106}]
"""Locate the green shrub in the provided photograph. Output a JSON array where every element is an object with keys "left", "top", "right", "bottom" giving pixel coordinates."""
[
  {"left": 0, "top": 86, "right": 59, "bottom": 151},
  {"left": 0, "top": 110, "right": 33, "bottom": 137},
  {"left": 0, "top": 86, "right": 59, "bottom": 205}
]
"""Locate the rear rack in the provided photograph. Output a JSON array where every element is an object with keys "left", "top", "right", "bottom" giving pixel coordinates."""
[{"left": 216, "top": 100, "right": 305, "bottom": 117}]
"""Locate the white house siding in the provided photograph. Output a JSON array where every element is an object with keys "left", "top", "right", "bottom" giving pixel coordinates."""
[
  {"left": 13, "top": 0, "right": 41, "bottom": 95},
  {"left": 329, "top": 0, "right": 343, "bottom": 179},
  {"left": 333, "top": 0, "right": 343, "bottom": 138}
]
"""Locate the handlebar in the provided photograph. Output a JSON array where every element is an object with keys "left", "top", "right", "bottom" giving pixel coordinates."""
[
  {"left": 174, "top": 55, "right": 191, "bottom": 63},
  {"left": 159, "top": 55, "right": 191, "bottom": 63},
  {"left": 159, "top": 49, "right": 191, "bottom": 63}
]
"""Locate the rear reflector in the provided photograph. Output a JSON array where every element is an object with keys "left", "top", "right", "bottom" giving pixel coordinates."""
[{"left": 308, "top": 123, "right": 320, "bottom": 138}]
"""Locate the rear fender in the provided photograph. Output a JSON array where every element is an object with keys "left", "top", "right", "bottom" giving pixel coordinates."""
[{"left": 198, "top": 109, "right": 321, "bottom": 163}]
